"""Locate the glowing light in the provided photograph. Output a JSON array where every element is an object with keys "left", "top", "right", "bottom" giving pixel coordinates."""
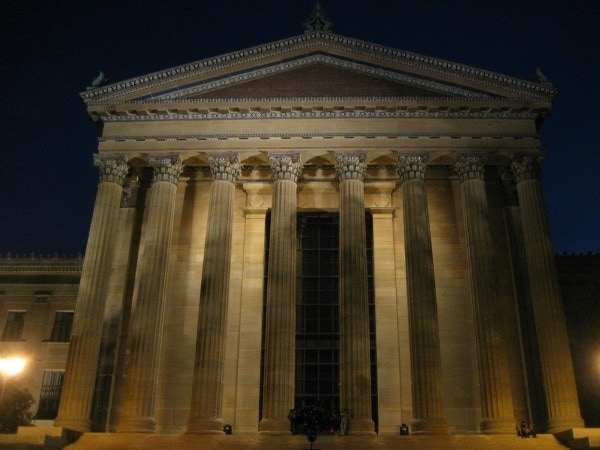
[{"left": 0, "top": 357, "right": 26, "bottom": 377}]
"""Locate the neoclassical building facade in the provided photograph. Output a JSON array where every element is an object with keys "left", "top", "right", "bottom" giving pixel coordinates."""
[{"left": 51, "top": 22, "right": 583, "bottom": 436}]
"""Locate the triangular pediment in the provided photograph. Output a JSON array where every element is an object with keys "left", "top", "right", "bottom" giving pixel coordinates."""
[
  {"left": 182, "top": 61, "right": 448, "bottom": 99},
  {"left": 82, "top": 32, "right": 556, "bottom": 104}
]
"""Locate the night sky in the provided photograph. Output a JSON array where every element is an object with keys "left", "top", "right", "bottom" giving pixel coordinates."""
[{"left": 1, "top": 1, "right": 598, "bottom": 256}]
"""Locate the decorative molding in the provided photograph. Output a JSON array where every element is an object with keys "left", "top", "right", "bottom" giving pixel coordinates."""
[
  {"left": 81, "top": 32, "right": 556, "bottom": 103},
  {"left": 511, "top": 155, "right": 543, "bottom": 183},
  {"left": 335, "top": 153, "right": 367, "bottom": 182},
  {"left": 98, "top": 132, "right": 539, "bottom": 142},
  {"left": 268, "top": 153, "right": 303, "bottom": 183},
  {"left": 454, "top": 155, "right": 488, "bottom": 183},
  {"left": 149, "top": 156, "right": 184, "bottom": 185},
  {"left": 0, "top": 254, "right": 83, "bottom": 262},
  {"left": 151, "top": 54, "right": 483, "bottom": 100},
  {"left": 92, "top": 104, "right": 544, "bottom": 122},
  {"left": 207, "top": 154, "right": 242, "bottom": 183},
  {"left": 397, "top": 155, "right": 429, "bottom": 182},
  {"left": 93, "top": 155, "right": 129, "bottom": 186}
]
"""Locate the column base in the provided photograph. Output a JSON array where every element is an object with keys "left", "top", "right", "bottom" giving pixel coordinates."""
[
  {"left": 116, "top": 416, "right": 157, "bottom": 433},
  {"left": 259, "top": 418, "right": 292, "bottom": 435},
  {"left": 52, "top": 416, "right": 91, "bottom": 433},
  {"left": 186, "top": 418, "right": 225, "bottom": 434},
  {"left": 480, "top": 417, "right": 517, "bottom": 434},
  {"left": 410, "top": 417, "right": 449, "bottom": 435},
  {"left": 347, "top": 418, "right": 377, "bottom": 435},
  {"left": 546, "top": 416, "right": 585, "bottom": 433}
]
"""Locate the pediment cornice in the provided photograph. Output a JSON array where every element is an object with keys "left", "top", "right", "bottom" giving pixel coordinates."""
[{"left": 81, "top": 32, "right": 556, "bottom": 104}]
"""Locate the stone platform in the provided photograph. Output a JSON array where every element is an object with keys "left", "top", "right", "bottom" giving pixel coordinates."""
[{"left": 0, "top": 429, "right": 571, "bottom": 450}]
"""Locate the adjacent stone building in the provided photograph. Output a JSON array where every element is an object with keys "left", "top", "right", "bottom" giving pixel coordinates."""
[
  {"left": 2, "top": 13, "right": 589, "bottom": 438},
  {"left": 0, "top": 254, "right": 81, "bottom": 424}
]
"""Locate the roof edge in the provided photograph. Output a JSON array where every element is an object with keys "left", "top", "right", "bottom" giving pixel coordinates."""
[{"left": 81, "top": 31, "right": 557, "bottom": 103}]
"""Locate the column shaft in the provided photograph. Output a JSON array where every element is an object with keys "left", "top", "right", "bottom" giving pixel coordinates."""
[
  {"left": 260, "top": 154, "right": 302, "bottom": 434},
  {"left": 336, "top": 154, "right": 375, "bottom": 435},
  {"left": 55, "top": 156, "right": 128, "bottom": 432},
  {"left": 455, "top": 155, "right": 515, "bottom": 433},
  {"left": 117, "top": 156, "right": 182, "bottom": 433},
  {"left": 512, "top": 156, "right": 583, "bottom": 432},
  {"left": 188, "top": 155, "right": 240, "bottom": 434},
  {"left": 397, "top": 155, "right": 448, "bottom": 434}
]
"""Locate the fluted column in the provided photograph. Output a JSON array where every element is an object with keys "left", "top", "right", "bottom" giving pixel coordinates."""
[
  {"left": 511, "top": 155, "right": 583, "bottom": 432},
  {"left": 455, "top": 155, "right": 515, "bottom": 433},
  {"left": 397, "top": 155, "right": 448, "bottom": 434},
  {"left": 187, "top": 155, "right": 241, "bottom": 434},
  {"left": 117, "top": 156, "right": 183, "bottom": 433},
  {"left": 336, "top": 153, "right": 376, "bottom": 435},
  {"left": 259, "top": 153, "right": 303, "bottom": 434},
  {"left": 54, "top": 156, "right": 128, "bottom": 432}
]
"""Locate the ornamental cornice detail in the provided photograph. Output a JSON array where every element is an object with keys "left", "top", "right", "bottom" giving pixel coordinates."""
[
  {"left": 92, "top": 106, "right": 543, "bottom": 122},
  {"left": 81, "top": 32, "right": 555, "bottom": 103},
  {"left": 152, "top": 54, "right": 483, "bottom": 100},
  {"left": 98, "top": 132, "right": 539, "bottom": 142}
]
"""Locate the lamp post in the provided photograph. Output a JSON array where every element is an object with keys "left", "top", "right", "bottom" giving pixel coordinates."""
[{"left": 0, "top": 357, "right": 26, "bottom": 404}]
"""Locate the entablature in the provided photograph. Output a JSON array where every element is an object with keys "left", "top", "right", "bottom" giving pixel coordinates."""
[{"left": 87, "top": 96, "right": 551, "bottom": 123}]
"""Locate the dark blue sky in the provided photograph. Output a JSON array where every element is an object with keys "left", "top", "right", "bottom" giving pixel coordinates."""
[{"left": 1, "top": 0, "right": 598, "bottom": 255}]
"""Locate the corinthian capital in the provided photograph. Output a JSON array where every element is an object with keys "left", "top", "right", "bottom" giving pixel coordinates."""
[
  {"left": 208, "top": 154, "right": 241, "bottom": 183},
  {"left": 511, "top": 155, "right": 543, "bottom": 184},
  {"left": 397, "top": 154, "right": 428, "bottom": 182},
  {"left": 93, "top": 155, "right": 129, "bottom": 186},
  {"left": 335, "top": 153, "right": 367, "bottom": 182},
  {"left": 454, "top": 154, "right": 487, "bottom": 184},
  {"left": 268, "top": 153, "right": 303, "bottom": 183},
  {"left": 149, "top": 156, "right": 183, "bottom": 185}
]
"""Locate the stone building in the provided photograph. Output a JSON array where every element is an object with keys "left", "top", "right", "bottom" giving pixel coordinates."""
[
  {"left": 557, "top": 253, "right": 600, "bottom": 428},
  {"left": 0, "top": 254, "right": 81, "bottom": 424},
  {"left": 15, "top": 13, "right": 584, "bottom": 438}
]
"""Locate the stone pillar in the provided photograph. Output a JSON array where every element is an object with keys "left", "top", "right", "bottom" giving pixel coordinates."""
[
  {"left": 397, "top": 155, "right": 448, "bottom": 434},
  {"left": 54, "top": 155, "right": 128, "bottom": 432},
  {"left": 335, "top": 153, "right": 376, "bottom": 435},
  {"left": 259, "top": 153, "right": 302, "bottom": 434},
  {"left": 511, "top": 156, "right": 583, "bottom": 432},
  {"left": 455, "top": 155, "right": 515, "bottom": 433},
  {"left": 117, "top": 156, "right": 183, "bottom": 433},
  {"left": 187, "top": 155, "right": 241, "bottom": 434}
]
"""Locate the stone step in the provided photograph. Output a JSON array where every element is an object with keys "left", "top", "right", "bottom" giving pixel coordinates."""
[{"left": 60, "top": 433, "right": 565, "bottom": 450}]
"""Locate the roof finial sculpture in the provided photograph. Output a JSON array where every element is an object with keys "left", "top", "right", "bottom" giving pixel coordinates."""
[
  {"left": 87, "top": 71, "right": 109, "bottom": 90},
  {"left": 304, "top": 2, "right": 333, "bottom": 33},
  {"left": 533, "top": 67, "right": 552, "bottom": 85}
]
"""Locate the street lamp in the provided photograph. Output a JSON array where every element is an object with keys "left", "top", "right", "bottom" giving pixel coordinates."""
[{"left": 0, "top": 357, "right": 26, "bottom": 403}]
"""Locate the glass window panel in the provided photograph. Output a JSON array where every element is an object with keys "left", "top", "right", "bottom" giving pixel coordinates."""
[{"left": 1, "top": 311, "right": 26, "bottom": 341}]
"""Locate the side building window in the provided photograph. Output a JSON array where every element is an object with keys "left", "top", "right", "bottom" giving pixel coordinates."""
[
  {"left": 1, "top": 311, "right": 26, "bottom": 341},
  {"left": 50, "top": 311, "right": 74, "bottom": 342},
  {"left": 35, "top": 371, "right": 64, "bottom": 420}
]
